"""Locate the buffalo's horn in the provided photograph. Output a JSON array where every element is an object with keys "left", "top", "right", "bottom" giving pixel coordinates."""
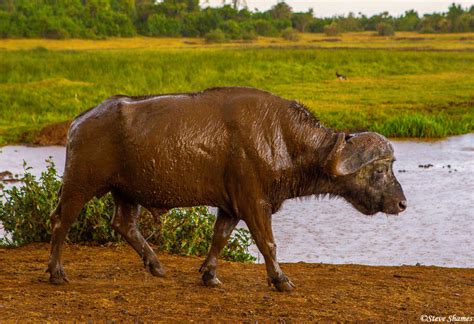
[{"left": 325, "top": 132, "right": 394, "bottom": 176}]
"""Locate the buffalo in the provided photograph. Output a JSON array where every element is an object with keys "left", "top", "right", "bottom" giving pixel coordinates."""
[{"left": 47, "top": 87, "right": 406, "bottom": 291}]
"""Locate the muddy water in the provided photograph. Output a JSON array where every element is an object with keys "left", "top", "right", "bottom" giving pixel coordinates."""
[{"left": 1, "top": 134, "right": 473, "bottom": 267}]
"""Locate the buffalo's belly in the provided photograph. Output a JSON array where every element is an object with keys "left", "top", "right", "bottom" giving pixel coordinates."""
[{"left": 115, "top": 160, "right": 227, "bottom": 208}]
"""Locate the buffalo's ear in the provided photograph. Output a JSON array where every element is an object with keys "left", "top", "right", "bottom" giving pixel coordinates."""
[{"left": 324, "top": 132, "right": 394, "bottom": 176}]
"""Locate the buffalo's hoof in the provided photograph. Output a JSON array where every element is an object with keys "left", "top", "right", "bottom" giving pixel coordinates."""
[
  {"left": 50, "top": 276, "right": 69, "bottom": 285},
  {"left": 270, "top": 277, "right": 296, "bottom": 292},
  {"left": 274, "top": 280, "right": 295, "bottom": 292},
  {"left": 48, "top": 267, "right": 69, "bottom": 285},
  {"left": 203, "top": 277, "right": 222, "bottom": 287},
  {"left": 149, "top": 264, "right": 166, "bottom": 277},
  {"left": 202, "top": 271, "right": 221, "bottom": 287}
]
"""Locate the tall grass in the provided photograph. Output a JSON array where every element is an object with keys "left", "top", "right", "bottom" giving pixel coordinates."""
[{"left": 0, "top": 46, "right": 473, "bottom": 142}]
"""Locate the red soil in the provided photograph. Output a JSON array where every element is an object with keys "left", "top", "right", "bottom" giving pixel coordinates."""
[{"left": 0, "top": 243, "right": 472, "bottom": 321}]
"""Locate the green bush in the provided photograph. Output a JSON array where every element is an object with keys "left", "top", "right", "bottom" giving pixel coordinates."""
[
  {"left": 419, "top": 25, "right": 436, "bottom": 34},
  {"left": 242, "top": 30, "right": 257, "bottom": 42},
  {"left": 0, "top": 161, "right": 255, "bottom": 263},
  {"left": 324, "top": 22, "right": 340, "bottom": 36},
  {"left": 254, "top": 19, "right": 278, "bottom": 37},
  {"left": 147, "top": 14, "right": 182, "bottom": 37},
  {"left": 376, "top": 23, "right": 395, "bottom": 36},
  {"left": 0, "top": 159, "right": 119, "bottom": 246},
  {"left": 218, "top": 20, "right": 242, "bottom": 40},
  {"left": 281, "top": 27, "right": 300, "bottom": 41},
  {"left": 158, "top": 207, "right": 255, "bottom": 262},
  {"left": 204, "top": 28, "right": 227, "bottom": 43}
]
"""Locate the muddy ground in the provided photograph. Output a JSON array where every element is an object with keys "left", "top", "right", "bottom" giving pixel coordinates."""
[
  {"left": 33, "top": 121, "right": 71, "bottom": 146},
  {"left": 0, "top": 244, "right": 472, "bottom": 321}
]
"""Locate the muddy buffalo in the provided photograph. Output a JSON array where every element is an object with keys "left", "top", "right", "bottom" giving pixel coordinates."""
[{"left": 47, "top": 87, "right": 406, "bottom": 291}]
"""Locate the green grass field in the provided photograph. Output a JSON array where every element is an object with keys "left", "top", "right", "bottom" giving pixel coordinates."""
[{"left": 0, "top": 36, "right": 473, "bottom": 144}]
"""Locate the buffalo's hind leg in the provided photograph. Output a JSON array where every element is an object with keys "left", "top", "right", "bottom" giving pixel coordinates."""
[
  {"left": 48, "top": 192, "right": 88, "bottom": 284},
  {"left": 111, "top": 192, "right": 165, "bottom": 277},
  {"left": 199, "top": 208, "right": 239, "bottom": 287}
]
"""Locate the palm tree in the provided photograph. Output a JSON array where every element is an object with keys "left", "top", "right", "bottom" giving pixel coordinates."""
[{"left": 221, "top": 0, "right": 247, "bottom": 10}]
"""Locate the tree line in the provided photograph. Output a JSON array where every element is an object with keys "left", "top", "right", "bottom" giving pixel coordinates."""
[{"left": 0, "top": 0, "right": 473, "bottom": 40}]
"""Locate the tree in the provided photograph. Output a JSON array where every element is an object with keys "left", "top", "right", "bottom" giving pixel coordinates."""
[
  {"left": 147, "top": 13, "right": 181, "bottom": 36},
  {"left": 324, "top": 22, "right": 339, "bottom": 36},
  {"left": 0, "top": 0, "right": 472, "bottom": 39},
  {"left": 110, "top": 0, "right": 136, "bottom": 18},
  {"left": 195, "top": 8, "right": 225, "bottom": 35},
  {"left": 281, "top": 27, "right": 299, "bottom": 41},
  {"left": 291, "top": 10, "right": 313, "bottom": 32},
  {"left": 396, "top": 10, "right": 420, "bottom": 31},
  {"left": 447, "top": 3, "right": 464, "bottom": 22},
  {"left": 376, "top": 22, "right": 395, "bottom": 36},
  {"left": 159, "top": 0, "right": 197, "bottom": 17},
  {"left": 222, "top": 0, "right": 246, "bottom": 10},
  {"left": 453, "top": 12, "right": 472, "bottom": 32},
  {"left": 219, "top": 20, "right": 242, "bottom": 39},
  {"left": 0, "top": 0, "right": 14, "bottom": 13},
  {"left": 337, "top": 12, "right": 362, "bottom": 32},
  {"left": 254, "top": 19, "right": 277, "bottom": 36},
  {"left": 204, "top": 28, "right": 227, "bottom": 43},
  {"left": 269, "top": 1, "right": 292, "bottom": 20}
]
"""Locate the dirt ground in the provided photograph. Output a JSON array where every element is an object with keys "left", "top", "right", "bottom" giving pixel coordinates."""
[{"left": 0, "top": 243, "right": 472, "bottom": 321}]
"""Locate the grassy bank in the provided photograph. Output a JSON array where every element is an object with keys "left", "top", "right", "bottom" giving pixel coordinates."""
[{"left": 1, "top": 35, "right": 473, "bottom": 144}]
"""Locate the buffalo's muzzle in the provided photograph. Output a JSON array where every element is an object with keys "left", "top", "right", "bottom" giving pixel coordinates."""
[{"left": 398, "top": 200, "right": 407, "bottom": 212}]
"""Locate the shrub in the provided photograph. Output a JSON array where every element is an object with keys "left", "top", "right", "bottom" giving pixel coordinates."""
[
  {"left": 239, "top": 21, "right": 258, "bottom": 42},
  {"left": 219, "top": 20, "right": 242, "bottom": 40},
  {"left": 419, "top": 25, "right": 435, "bottom": 34},
  {"left": 0, "top": 160, "right": 119, "bottom": 246},
  {"left": 281, "top": 27, "right": 300, "bottom": 41},
  {"left": 273, "top": 19, "right": 292, "bottom": 31},
  {"left": 204, "top": 28, "right": 227, "bottom": 43},
  {"left": 308, "top": 19, "right": 325, "bottom": 33},
  {"left": 147, "top": 14, "right": 182, "bottom": 37},
  {"left": 43, "top": 27, "right": 70, "bottom": 39},
  {"left": 376, "top": 23, "right": 395, "bottom": 36},
  {"left": 0, "top": 161, "right": 255, "bottom": 263},
  {"left": 242, "top": 30, "right": 257, "bottom": 42},
  {"left": 158, "top": 207, "right": 255, "bottom": 262},
  {"left": 254, "top": 19, "right": 278, "bottom": 36},
  {"left": 324, "top": 22, "right": 340, "bottom": 36}
]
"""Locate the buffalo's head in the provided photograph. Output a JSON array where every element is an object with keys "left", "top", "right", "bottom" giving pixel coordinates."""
[{"left": 325, "top": 132, "right": 407, "bottom": 215}]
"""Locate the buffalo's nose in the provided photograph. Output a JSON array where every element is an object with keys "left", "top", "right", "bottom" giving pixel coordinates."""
[{"left": 398, "top": 200, "right": 407, "bottom": 212}]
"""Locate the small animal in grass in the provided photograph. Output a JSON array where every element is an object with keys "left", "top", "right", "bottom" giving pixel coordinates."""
[{"left": 336, "top": 71, "right": 347, "bottom": 80}]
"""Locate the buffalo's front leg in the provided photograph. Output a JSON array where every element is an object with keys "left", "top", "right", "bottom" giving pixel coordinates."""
[
  {"left": 112, "top": 193, "right": 165, "bottom": 277},
  {"left": 199, "top": 208, "right": 239, "bottom": 287},
  {"left": 243, "top": 203, "right": 295, "bottom": 292}
]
